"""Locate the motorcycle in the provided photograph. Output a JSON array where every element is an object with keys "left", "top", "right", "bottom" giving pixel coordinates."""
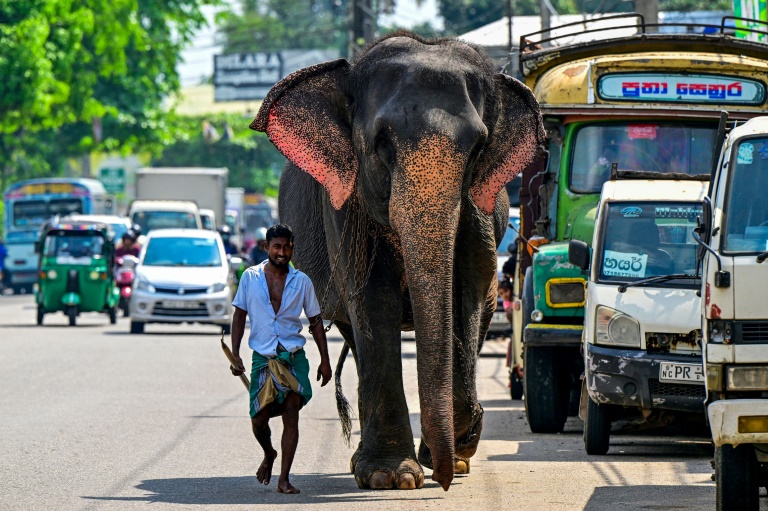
[{"left": 115, "top": 255, "right": 138, "bottom": 317}]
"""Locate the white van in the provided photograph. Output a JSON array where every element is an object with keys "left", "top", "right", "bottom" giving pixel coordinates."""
[
  {"left": 697, "top": 117, "right": 768, "bottom": 511},
  {"left": 127, "top": 200, "right": 202, "bottom": 237},
  {"left": 569, "top": 177, "right": 708, "bottom": 455}
]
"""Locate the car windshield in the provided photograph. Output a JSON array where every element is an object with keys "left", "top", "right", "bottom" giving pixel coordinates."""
[
  {"left": 498, "top": 217, "right": 520, "bottom": 255},
  {"left": 571, "top": 123, "right": 717, "bottom": 193},
  {"left": 142, "top": 237, "right": 222, "bottom": 267},
  {"left": 598, "top": 202, "right": 702, "bottom": 284},
  {"left": 44, "top": 233, "right": 105, "bottom": 258},
  {"left": 131, "top": 211, "right": 198, "bottom": 234},
  {"left": 723, "top": 137, "right": 768, "bottom": 253}
]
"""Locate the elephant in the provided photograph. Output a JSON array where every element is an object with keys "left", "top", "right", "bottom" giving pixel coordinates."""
[{"left": 250, "top": 32, "right": 544, "bottom": 491}]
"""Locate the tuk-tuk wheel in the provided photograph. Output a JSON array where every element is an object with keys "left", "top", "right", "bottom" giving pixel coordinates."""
[
  {"left": 108, "top": 307, "right": 117, "bottom": 325},
  {"left": 130, "top": 321, "right": 144, "bottom": 334},
  {"left": 67, "top": 307, "right": 77, "bottom": 327},
  {"left": 36, "top": 307, "right": 44, "bottom": 326}
]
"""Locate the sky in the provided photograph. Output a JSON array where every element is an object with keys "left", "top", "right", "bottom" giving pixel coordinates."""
[{"left": 178, "top": 0, "right": 442, "bottom": 88}]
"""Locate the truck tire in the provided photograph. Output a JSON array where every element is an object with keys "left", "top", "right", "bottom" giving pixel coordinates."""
[
  {"left": 716, "top": 444, "right": 758, "bottom": 511},
  {"left": 584, "top": 397, "right": 611, "bottom": 455},
  {"left": 36, "top": 306, "right": 44, "bottom": 326},
  {"left": 130, "top": 321, "right": 145, "bottom": 334},
  {"left": 524, "top": 345, "right": 568, "bottom": 433}
]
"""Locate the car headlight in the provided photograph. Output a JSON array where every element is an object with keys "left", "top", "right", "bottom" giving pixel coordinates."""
[
  {"left": 595, "top": 305, "right": 641, "bottom": 348},
  {"left": 708, "top": 320, "right": 732, "bottom": 344},
  {"left": 727, "top": 366, "right": 768, "bottom": 391},
  {"left": 207, "top": 282, "right": 228, "bottom": 293},
  {"left": 135, "top": 275, "right": 156, "bottom": 293}
]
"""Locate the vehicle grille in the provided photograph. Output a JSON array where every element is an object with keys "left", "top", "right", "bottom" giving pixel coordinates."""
[
  {"left": 152, "top": 303, "right": 208, "bottom": 317},
  {"left": 736, "top": 321, "right": 768, "bottom": 343},
  {"left": 154, "top": 286, "right": 208, "bottom": 295},
  {"left": 649, "top": 379, "right": 706, "bottom": 399}
]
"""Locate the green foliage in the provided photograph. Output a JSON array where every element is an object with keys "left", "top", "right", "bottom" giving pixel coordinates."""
[
  {"left": 660, "top": 0, "right": 731, "bottom": 10},
  {"left": 0, "top": 0, "right": 216, "bottom": 191},
  {"left": 437, "top": 0, "right": 580, "bottom": 34},
  {"left": 219, "top": 0, "right": 347, "bottom": 54},
  {"left": 151, "top": 113, "right": 286, "bottom": 193}
]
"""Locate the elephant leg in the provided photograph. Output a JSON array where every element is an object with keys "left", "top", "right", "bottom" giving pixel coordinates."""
[{"left": 347, "top": 271, "right": 423, "bottom": 490}]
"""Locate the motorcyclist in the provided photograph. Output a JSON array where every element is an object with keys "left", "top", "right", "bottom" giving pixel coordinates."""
[
  {"left": 115, "top": 230, "right": 141, "bottom": 260},
  {"left": 218, "top": 225, "right": 239, "bottom": 256},
  {"left": 249, "top": 227, "right": 269, "bottom": 264}
]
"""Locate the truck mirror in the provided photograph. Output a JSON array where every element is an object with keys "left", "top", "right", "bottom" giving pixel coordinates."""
[
  {"left": 568, "top": 239, "right": 590, "bottom": 271},
  {"left": 695, "top": 198, "right": 713, "bottom": 262}
]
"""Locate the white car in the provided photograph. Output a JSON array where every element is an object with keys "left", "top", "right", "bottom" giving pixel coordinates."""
[{"left": 129, "top": 229, "right": 233, "bottom": 334}]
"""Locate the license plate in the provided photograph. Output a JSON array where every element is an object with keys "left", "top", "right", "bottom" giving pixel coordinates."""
[
  {"left": 659, "top": 362, "right": 704, "bottom": 384},
  {"left": 492, "top": 312, "right": 508, "bottom": 323},
  {"left": 162, "top": 300, "right": 193, "bottom": 309}
]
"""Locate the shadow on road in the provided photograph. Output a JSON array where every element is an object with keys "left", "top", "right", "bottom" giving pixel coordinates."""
[
  {"left": 82, "top": 474, "right": 442, "bottom": 505},
  {"left": 582, "top": 484, "right": 714, "bottom": 510}
]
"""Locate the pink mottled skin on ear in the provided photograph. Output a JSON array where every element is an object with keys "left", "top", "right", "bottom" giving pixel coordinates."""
[
  {"left": 266, "top": 109, "right": 355, "bottom": 209},
  {"left": 470, "top": 139, "right": 536, "bottom": 215}
]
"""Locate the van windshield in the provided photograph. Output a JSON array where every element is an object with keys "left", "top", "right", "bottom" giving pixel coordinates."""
[
  {"left": 571, "top": 123, "right": 717, "bottom": 193},
  {"left": 598, "top": 202, "right": 702, "bottom": 284},
  {"left": 723, "top": 137, "right": 768, "bottom": 253},
  {"left": 132, "top": 211, "right": 198, "bottom": 234}
]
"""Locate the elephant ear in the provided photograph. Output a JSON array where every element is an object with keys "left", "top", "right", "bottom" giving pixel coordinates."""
[
  {"left": 470, "top": 74, "right": 545, "bottom": 215},
  {"left": 250, "top": 59, "right": 356, "bottom": 210}
]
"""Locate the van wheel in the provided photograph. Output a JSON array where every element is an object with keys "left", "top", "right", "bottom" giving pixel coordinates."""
[
  {"left": 130, "top": 321, "right": 144, "bottom": 334},
  {"left": 524, "top": 345, "right": 568, "bottom": 433},
  {"left": 67, "top": 307, "right": 77, "bottom": 327},
  {"left": 36, "top": 306, "right": 44, "bottom": 326},
  {"left": 108, "top": 307, "right": 117, "bottom": 325},
  {"left": 716, "top": 444, "right": 758, "bottom": 511},
  {"left": 584, "top": 397, "right": 611, "bottom": 455}
]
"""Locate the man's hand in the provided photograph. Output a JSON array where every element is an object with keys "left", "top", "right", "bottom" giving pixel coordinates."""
[
  {"left": 230, "top": 354, "right": 245, "bottom": 376},
  {"left": 316, "top": 359, "right": 332, "bottom": 387}
]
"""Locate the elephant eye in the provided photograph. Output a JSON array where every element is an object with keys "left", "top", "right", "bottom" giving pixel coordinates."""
[{"left": 375, "top": 132, "right": 395, "bottom": 168}]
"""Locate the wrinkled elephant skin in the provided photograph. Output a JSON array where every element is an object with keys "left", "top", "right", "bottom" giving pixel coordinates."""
[{"left": 251, "top": 32, "right": 544, "bottom": 491}]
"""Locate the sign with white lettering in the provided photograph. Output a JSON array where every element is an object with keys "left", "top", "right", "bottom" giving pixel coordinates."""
[
  {"left": 598, "top": 73, "right": 766, "bottom": 105},
  {"left": 214, "top": 49, "right": 340, "bottom": 102},
  {"left": 602, "top": 250, "right": 648, "bottom": 278}
]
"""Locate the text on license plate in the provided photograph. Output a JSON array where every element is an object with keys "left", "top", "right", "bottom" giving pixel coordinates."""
[
  {"left": 163, "top": 300, "right": 194, "bottom": 309},
  {"left": 492, "top": 312, "right": 508, "bottom": 322},
  {"left": 659, "top": 362, "right": 704, "bottom": 384}
]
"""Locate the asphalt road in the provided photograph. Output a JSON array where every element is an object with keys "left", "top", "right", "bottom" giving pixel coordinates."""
[{"left": 0, "top": 294, "right": 740, "bottom": 510}]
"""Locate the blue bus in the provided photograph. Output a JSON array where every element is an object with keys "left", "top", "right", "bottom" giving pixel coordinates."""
[{"left": 3, "top": 178, "right": 113, "bottom": 292}]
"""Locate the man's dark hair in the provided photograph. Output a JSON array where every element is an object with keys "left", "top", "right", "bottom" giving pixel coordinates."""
[
  {"left": 498, "top": 280, "right": 513, "bottom": 291},
  {"left": 266, "top": 224, "right": 294, "bottom": 244}
]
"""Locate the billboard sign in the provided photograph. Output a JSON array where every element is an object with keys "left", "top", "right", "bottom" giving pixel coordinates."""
[
  {"left": 734, "top": 0, "right": 768, "bottom": 42},
  {"left": 214, "top": 49, "right": 340, "bottom": 102},
  {"left": 597, "top": 73, "right": 766, "bottom": 105}
]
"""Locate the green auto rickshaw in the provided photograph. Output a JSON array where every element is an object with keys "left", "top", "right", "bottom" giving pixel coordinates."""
[{"left": 35, "top": 221, "right": 120, "bottom": 326}]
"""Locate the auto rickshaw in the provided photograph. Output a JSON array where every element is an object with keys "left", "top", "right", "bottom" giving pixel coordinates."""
[{"left": 35, "top": 221, "right": 119, "bottom": 326}]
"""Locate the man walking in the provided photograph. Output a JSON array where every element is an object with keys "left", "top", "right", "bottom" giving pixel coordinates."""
[{"left": 229, "top": 224, "right": 332, "bottom": 494}]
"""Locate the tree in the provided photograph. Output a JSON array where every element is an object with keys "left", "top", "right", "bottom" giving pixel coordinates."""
[{"left": 0, "top": 0, "right": 216, "bottom": 190}]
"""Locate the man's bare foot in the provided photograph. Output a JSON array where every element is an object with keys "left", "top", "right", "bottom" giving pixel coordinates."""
[
  {"left": 276, "top": 480, "right": 300, "bottom": 494},
  {"left": 257, "top": 449, "right": 278, "bottom": 485}
]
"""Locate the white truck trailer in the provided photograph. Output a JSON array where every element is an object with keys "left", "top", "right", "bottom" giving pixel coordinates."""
[{"left": 134, "top": 168, "right": 228, "bottom": 226}]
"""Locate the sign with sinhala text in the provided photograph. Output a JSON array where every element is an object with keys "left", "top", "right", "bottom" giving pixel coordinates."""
[
  {"left": 213, "top": 49, "right": 340, "bottom": 102},
  {"left": 99, "top": 168, "right": 125, "bottom": 194},
  {"left": 598, "top": 73, "right": 766, "bottom": 105}
]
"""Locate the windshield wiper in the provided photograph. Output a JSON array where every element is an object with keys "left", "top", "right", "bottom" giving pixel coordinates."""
[
  {"left": 618, "top": 274, "right": 699, "bottom": 293},
  {"left": 758, "top": 251, "right": 768, "bottom": 264}
]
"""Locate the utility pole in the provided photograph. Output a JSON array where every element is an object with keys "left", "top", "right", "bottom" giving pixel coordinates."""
[
  {"left": 540, "top": 0, "right": 550, "bottom": 34},
  {"left": 348, "top": 0, "right": 376, "bottom": 59},
  {"left": 635, "top": 0, "right": 659, "bottom": 32},
  {"left": 507, "top": 0, "right": 514, "bottom": 53}
]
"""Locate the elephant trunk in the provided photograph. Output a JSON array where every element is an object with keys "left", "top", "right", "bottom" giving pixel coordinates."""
[{"left": 390, "top": 134, "right": 466, "bottom": 491}]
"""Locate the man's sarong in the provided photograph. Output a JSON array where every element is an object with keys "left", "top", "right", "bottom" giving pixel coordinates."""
[{"left": 249, "top": 348, "right": 312, "bottom": 418}]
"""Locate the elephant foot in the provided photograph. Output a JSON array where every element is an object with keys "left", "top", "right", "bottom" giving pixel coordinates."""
[
  {"left": 418, "top": 440, "right": 470, "bottom": 475},
  {"left": 351, "top": 448, "right": 424, "bottom": 490}
]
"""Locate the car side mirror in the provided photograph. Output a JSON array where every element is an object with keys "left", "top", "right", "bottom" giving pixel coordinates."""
[{"left": 568, "top": 239, "right": 590, "bottom": 271}]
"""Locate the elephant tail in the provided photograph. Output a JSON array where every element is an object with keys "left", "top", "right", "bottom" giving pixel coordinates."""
[{"left": 335, "top": 342, "right": 353, "bottom": 446}]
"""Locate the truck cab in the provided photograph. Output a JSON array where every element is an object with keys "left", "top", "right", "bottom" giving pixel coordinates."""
[
  {"left": 699, "top": 117, "right": 768, "bottom": 511},
  {"left": 127, "top": 200, "right": 202, "bottom": 238},
  {"left": 570, "top": 177, "right": 707, "bottom": 455}
]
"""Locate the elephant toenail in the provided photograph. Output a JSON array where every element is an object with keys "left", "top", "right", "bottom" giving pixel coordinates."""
[
  {"left": 454, "top": 459, "right": 470, "bottom": 474},
  {"left": 355, "top": 475, "right": 365, "bottom": 489},
  {"left": 397, "top": 472, "right": 416, "bottom": 490},
  {"left": 369, "top": 471, "right": 394, "bottom": 489}
]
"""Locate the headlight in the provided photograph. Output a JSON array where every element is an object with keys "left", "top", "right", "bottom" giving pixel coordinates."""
[
  {"left": 727, "top": 366, "right": 768, "bottom": 391},
  {"left": 135, "top": 276, "right": 156, "bottom": 293},
  {"left": 595, "top": 305, "right": 641, "bottom": 348},
  {"left": 546, "top": 278, "right": 586, "bottom": 308},
  {"left": 708, "top": 320, "right": 732, "bottom": 344},
  {"left": 47, "top": 270, "right": 58, "bottom": 280},
  {"left": 207, "top": 282, "right": 228, "bottom": 293}
]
